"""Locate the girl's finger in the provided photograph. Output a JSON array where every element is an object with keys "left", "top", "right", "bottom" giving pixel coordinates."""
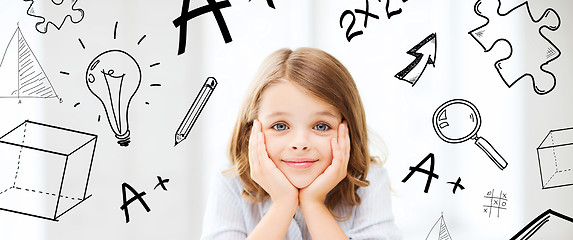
[
  {"left": 338, "top": 122, "right": 350, "bottom": 173},
  {"left": 257, "top": 131, "right": 271, "bottom": 167},
  {"left": 331, "top": 137, "right": 342, "bottom": 167},
  {"left": 343, "top": 122, "right": 350, "bottom": 161},
  {"left": 248, "top": 120, "right": 259, "bottom": 168}
]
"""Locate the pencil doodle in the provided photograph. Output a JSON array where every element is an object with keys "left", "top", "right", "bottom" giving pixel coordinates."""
[
  {"left": 0, "top": 25, "right": 59, "bottom": 100},
  {"left": 511, "top": 209, "right": 573, "bottom": 239},
  {"left": 537, "top": 127, "right": 573, "bottom": 189},
  {"left": 173, "top": 0, "right": 232, "bottom": 55},
  {"left": 482, "top": 189, "right": 508, "bottom": 218},
  {"left": 395, "top": 33, "right": 437, "bottom": 86},
  {"left": 174, "top": 77, "right": 218, "bottom": 146},
  {"left": 425, "top": 213, "right": 453, "bottom": 240},
  {"left": 433, "top": 99, "right": 507, "bottom": 170},
  {"left": 23, "top": 0, "right": 85, "bottom": 34},
  {"left": 0, "top": 120, "right": 97, "bottom": 221},
  {"left": 468, "top": 0, "right": 561, "bottom": 95}
]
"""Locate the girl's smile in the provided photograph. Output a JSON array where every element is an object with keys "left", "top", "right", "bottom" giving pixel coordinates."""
[{"left": 281, "top": 158, "right": 319, "bottom": 169}]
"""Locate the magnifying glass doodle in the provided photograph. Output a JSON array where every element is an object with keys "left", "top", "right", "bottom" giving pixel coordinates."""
[{"left": 432, "top": 99, "right": 508, "bottom": 170}]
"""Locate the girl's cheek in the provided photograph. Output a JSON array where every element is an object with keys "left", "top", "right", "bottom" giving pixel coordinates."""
[{"left": 263, "top": 135, "right": 282, "bottom": 161}]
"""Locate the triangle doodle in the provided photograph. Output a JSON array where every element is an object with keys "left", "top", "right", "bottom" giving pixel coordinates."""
[
  {"left": 425, "top": 213, "right": 453, "bottom": 240},
  {"left": 0, "top": 26, "right": 58, "bottom": 99}
]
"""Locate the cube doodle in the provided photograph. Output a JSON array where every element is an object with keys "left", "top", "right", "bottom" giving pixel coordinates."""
[
  {"left": 0, "top": 120, "right": 96, "bottom": 221},
  {"left": 468, "top": 0, "right": 561, "bottom": 95},
  {"left": 537, "top": 127, "right": 573, "bottom": 189}
]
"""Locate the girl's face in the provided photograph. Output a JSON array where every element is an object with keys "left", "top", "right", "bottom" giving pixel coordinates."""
[{"left": 257, "top": 80, "right": 343, "bottom": 188}]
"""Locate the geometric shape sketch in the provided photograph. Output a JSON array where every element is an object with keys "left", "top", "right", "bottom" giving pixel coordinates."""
[
  {"left": 425, "top": 213, "right": 452, "bottom": 240},
  {"left": 537, "top": 127, "right": 573, "bottom": 189},
  {"left": 0, "top": 26, "right": 59, "bottom": 99},
  {"left": 0, "top": 120, "right": 97, "bottom": 221},
  {"left": 511, "top": 209, "right": 573, "bottom": 240},
  {"left": 468, "top": 0, "right": 561, "bottom": 95}
]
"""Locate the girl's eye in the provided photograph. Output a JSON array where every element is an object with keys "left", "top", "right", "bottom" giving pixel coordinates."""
[
  {"left": 271, "top": 123, "right": 289, "bottom": 131},
  {"left": 313, "top": 122, "right": 331, "bottom": 131}
]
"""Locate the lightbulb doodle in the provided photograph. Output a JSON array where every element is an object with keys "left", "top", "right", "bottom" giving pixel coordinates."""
[
  {"left": 59, "top": 22, "right": 161, "bottom": 147},
  {"left": 23, "top": 0, "right": 85, "bottom": 34},
  {"left": 86, "top": 50, "right": 140, "bottom": 147}
]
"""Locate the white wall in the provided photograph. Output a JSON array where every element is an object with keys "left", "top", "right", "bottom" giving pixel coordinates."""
[{"left": 0, "top": 0, "right": 572, "bottom": 239}]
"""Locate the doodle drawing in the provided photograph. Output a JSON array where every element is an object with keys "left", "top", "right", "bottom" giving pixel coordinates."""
[
  {"left": 120, "top": 176, "right": 170, "bottom": 223},
  {"left": 249, "top": 0, "right": 275, "bottom": 9},
  {"left": 86, "top": 50, "right": 141, "bottom": 147},
  {"left": 0, "top": 120, "right": 97, "bottom": 221},
  {"left": 173, "top": 0, "right": 232, "bottom": 55},
  {"left": 0, "top": 26, "right": 59, "bottom": 99},
  {"left": 482, "top": 189, "right": 508, "bottom": 218},
  {"left": 468, "top": 0, "right": 561, "bottom": 95},
  {"left": 24, "top": 0, "right": 85, "bottom": 34},
  {"left": 174, "top": 77, "right": 218, "bottom": 146},
  {"left": 511, "top": 209, "right": 573, "bottom": 239},
  {"left": 395, "top": 33, "right": 437, "bottom": 86},
  {"left": 432, "top": 99, "right": 507, "bottom": 170},
  {"left": 537, "top": 127, "right": 573, "bottom": 189},
  {"left": 425, "top": 213, "right": 453, "bottom": 240}
]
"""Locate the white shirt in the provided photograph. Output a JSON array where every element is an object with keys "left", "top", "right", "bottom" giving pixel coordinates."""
[{"left": 201, "top": 165, "right": 402, "bottom": 240}]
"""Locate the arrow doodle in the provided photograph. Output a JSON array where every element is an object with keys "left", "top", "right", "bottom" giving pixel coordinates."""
[{"left": 395, "top": 33, "right": 437, "bottom": 86}]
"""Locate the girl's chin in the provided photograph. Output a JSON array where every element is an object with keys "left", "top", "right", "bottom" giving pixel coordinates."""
[
  {"left": 287, "top": 175, "right": 318, "bottom": 189},
  {"left": 277, "top": 165, "right": 324, "bottom": 188}
]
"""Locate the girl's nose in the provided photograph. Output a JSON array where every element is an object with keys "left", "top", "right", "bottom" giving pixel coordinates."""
[
  {"left": 291, "top": 145, "right": 309, "bottom": 150},
  {"left": 290, "top": 130, "right": 310, "bottom": 151}
]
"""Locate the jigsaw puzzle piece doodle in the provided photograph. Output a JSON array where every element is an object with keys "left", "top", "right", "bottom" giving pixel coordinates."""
[
  {"left": 469, "top": 0, "right": 561, "bottom": 95},
  {"left": 24, "top": 0, "right": 85, "bottom": 34}
]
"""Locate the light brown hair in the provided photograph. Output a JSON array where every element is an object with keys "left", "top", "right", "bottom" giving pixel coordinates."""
[{"left": 228, "top": 47, "right": 378, "bottom": 219}]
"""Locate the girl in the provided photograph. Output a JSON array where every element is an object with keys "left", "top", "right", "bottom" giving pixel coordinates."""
[{"left": 201, "top": 48, "right": 401, "bottom": 239}]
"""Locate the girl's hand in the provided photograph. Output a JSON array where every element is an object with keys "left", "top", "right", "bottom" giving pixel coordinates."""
[
  {"left": 299, "top": 121, "right": 350, "bottom": 205},
  {"left": 249, "top": 120, "right": 299, "bottom": 208}
]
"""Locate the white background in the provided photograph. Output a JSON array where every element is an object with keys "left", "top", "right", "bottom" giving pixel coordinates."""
[{"left": 0, "top": 0, "right": 572, "bottom": 239}]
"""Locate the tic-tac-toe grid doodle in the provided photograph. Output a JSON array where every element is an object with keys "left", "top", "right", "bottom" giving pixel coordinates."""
[{"left": 483, "top": 189, "right": 508, "bottom": 218}]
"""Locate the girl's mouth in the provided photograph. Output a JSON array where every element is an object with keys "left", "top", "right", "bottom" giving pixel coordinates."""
[{"left": 282, "top": 158, "right": 318, "bottom": 169}]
